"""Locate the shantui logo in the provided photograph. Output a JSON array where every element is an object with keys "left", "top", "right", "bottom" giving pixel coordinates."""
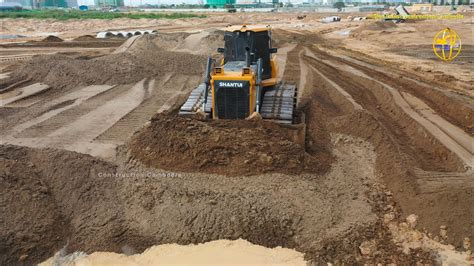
[
  {"left": 218, "top": 81, "right": 244, "bottom": 88},
  {"left": 432, "top": 28, "right": 462, "bottom": 62}
]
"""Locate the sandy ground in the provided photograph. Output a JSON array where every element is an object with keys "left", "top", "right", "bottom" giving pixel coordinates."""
[
  {"left": 40, "top": 239, "right": 307, "bottom": 266},
  {"left": 0, "top": 12, "right": 472, "bottom": 265}
]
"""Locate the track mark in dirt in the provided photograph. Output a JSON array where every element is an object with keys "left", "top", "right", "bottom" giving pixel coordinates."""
[
  {"left": 363, "top": 74, "right": 472, "bottom": 168},
  {"left": 402, "top": 92, "right": 473, "bottom": 155},
  {"left": 413, "top": 169, "right": 474, "bottom": 193},
  {"left": 1, "top": 79, "right": 152, "bottom": 159},
  {"left": 297, "top": 49, "right": 309, "bottom": 104},
  {"left": 321, "top": 49, "right": 474, "bottom": 134},
  {"left": 275, "top": 44, "right": 297, "bottom": 79},
  {"left": 7, "top": 85, "right": 114, "bottom": 137},
  {"left": 0, "top": 83, "right": 49, "bottom": 107},
  {"left": 299, "top": 43, "right": 471, "bottom": 245},
  {"left": 95, "top": 74, "right": 200, "bottom": 144},
  {"left": 156, "top": 75, "right": 202, "bottom": 113},
  {"left": 282, "top": 45, "right": 301, "bottom": 85},
  {"left": 48, "top": 79, "right": 150, "bottom": 147},
  {"left": 308, "top": 64, "right": 362, "bottom": 110},
  {"left": 0, "top": 72, "right": 10, "bottom": 80},
  {"left": 304, "top": 48, "right": 470, "bottom": 169},
  {"left": 304, "top": 49, "right": 362, "bottom": 111}
]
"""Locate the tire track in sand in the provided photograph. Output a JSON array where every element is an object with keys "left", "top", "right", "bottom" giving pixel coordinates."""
[
  {"left": 1, "top": 79, "right": 152, "bottom": 160},
  {"left": 303, "top": 47, "right": 473, "bottom": 169}
]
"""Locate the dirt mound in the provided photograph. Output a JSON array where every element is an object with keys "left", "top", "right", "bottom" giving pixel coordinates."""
[
  {"left": 0, "top": 145, "right": 117, "bottom": 265},
  {"left": 41, "top": 35, "right": 63, "bottom": 42},
  {"left": 363, "top": 21, "right": 397, "bottom": 31},
  {"left": 128, "top": 114, "right": 325, "bottom": 176},
  {"left": 1, "top": 136, "right": 435, "bottom": 266},
  {"left": 0, "top": 150, "right": 68, "bottom": 265},
  {"left": 351, "top": 21, "right": 397, "bottom": 38},
  {"left": 146, "top": 32, "right": 191, "bottom": 51},
  {"left": 126, "top": 34, "right": 161, "bottom": 54},
  {"left": 73, "top": 35, "right": 96, "bottom": 41},
  {"left": 175, "top": 30, "right": 224, "bottom": 54},
  {"left": 7, "top": 48, "right": 206, "bottom": 89},
  {"left": 122, "top": 31, "right": 224, "bottom": 55}
]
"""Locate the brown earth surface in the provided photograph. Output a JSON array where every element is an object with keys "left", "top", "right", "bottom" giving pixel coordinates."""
[
  {"left": 0, "top": 14, "right": 472, "bottom": 266},
  {"left": 0, "top": 138, "right": 434, "bottom": 265},
  {"left": 1, "top": 36, "right": 207, "bottom": 90},
  {"left": 129, "top": 113, "right": 330, "bottom": 176}
]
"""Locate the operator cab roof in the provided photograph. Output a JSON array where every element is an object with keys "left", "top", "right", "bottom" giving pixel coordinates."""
[{"left": 225, "top": 25, "right": 271, "bottom": 33}]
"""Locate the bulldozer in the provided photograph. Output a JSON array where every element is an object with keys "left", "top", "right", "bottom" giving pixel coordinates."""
[{"left": 179, "top": 25, "right": 301, "bottom": 126}]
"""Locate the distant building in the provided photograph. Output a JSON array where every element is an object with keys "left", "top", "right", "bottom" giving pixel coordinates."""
[
  {"left": 206, "top": 0, "right": 236, "bottom": 8},
  {"left": 94, "top": 0, "right": 124, "bottom": 7},
  {"left": 359, "top": 4, "right": 386, "bottom": 11},
  {"left": 236, "top": 0, "right": 256, "bottom": 4},
  {"left": 0, "top": 2, "right": 23, "bottom": 10},
  {"left": 66, "top": 0, "right": 78, "bottom": 7},
  {"left": 6, "top": 0, "right": 32, "bottom": 8},
  {"left": 42, "top": 0, "right": 68, "bottom": 8},
  {"left": 411, "top": 3, "right": 433, "bottom": 12},
  {"left": 10, "top": 0, "right": 71, "bottom": 8}
]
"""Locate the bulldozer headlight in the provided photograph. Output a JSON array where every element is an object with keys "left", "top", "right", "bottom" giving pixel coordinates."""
[
  {"left": 242, "top": 68, "right": 251, "bottom": 75},
  {"left": 214, "top": 67, "right": 224, "bottom": 75}
]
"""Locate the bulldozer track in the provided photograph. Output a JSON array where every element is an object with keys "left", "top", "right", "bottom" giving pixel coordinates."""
[
  {"left": 260, "top": 83, "right": 297, "bottom": 124},
  {"left": 0, "top": 54, "right": 35, "bottom": 63}
]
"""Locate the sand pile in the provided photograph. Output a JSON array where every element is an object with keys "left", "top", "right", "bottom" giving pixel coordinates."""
[
  {"left": 128, "top": 113, "right": 323, "bottom": 176},
  {"left": 40, "top": 239, "right": 307, "bottom": 266},
  {"left": 175, "top": 30, "right": 224, "bottom": 54},
  {"left": 126, "top": 31, "right": 224, "bottom": 55},
  {"left": 72, "top": 35, "right": 96, "bottom": 41},
  {"left": 4, "top": 31, "right": 222, "bottom": 90},
  {"left": 41, "top": 35, "right": 63, "bottom": 42},
  {"left": 145, "top": 32, "right": 190, "bottom": 51},
  {"left": 350, "top": 21, "right": 397, "bottom": 38},
  {"left": 7, "top": 46, "right": 206, "bottom": 89}
]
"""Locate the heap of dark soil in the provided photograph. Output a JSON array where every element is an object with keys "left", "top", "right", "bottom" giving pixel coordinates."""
[
  {"left": 129, "top": 114, "right": 326, "bottom": 176},
  {"left": 72, "top": 35, "right": 96, "bottom": 41},
  {"left": 41, "top": 35, "right": 64, "bottom": 42}
]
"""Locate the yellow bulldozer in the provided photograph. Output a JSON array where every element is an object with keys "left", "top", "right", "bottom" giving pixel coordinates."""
[{"left": 179, "top": 25, "right": 300, "bottom": 125}]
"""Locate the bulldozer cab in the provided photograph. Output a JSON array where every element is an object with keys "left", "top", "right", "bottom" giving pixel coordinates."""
[
  {"left": 222, "top": 26, "right": 276, "bottom": 80},
  {"left": 179, "top": 25, "right": 301, "bottom": 132}
]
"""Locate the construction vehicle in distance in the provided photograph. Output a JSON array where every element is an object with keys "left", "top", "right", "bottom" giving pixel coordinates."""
[{"left": 179, "top": 25, "right": 300, "bottom": 125}]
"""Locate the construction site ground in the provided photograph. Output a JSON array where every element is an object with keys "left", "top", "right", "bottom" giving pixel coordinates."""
[{"left": 0, "top": 12, "right": 472, "bottom": 265}]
